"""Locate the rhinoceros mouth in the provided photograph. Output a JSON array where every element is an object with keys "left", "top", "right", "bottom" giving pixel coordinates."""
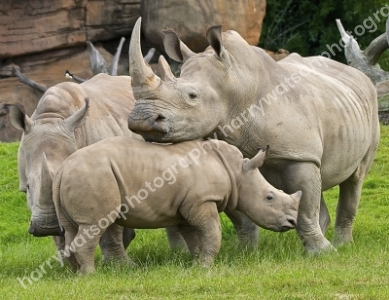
[
  {"left": 279, "top": 218, "right": 297, "bottom": 232},
  {"left": 28, "top": 220, "right": 64, "bottom": 237},
  {"left": 128, "top": 113, "right": 170, "bottom": 141}
]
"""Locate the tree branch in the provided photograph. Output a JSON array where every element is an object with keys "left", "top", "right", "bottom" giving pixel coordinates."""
[{"left": 11, "top": 65, "right": 47, "bottom": 93}]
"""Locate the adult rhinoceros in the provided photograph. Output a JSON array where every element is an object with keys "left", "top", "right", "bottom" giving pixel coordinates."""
[
  {"left": 7, "top": 73, "right": 140, "bottom": 256},
  {"left": 127, "top": 18, "right": 380, "bottom": 253}
]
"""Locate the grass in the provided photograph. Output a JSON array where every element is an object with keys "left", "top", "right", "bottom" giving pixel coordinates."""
[{"left": 1, "top": 127, "right": 389, "bottom": 299}]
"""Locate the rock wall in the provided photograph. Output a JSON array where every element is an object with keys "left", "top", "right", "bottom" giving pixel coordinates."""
[
  {"left": 0, "top": 0, "right": 140, "bottom": 59},
  {"left": 140, "top": 0, "right": 266, "bottom": 53}
]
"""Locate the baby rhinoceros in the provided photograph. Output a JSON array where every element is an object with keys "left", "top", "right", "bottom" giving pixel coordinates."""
[{"left": 53, "top": 137, "right": 301, "bottom": 273}]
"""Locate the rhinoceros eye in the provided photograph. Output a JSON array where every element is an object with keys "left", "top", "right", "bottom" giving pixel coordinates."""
[
  {"left": 188, "top": 92, "right": 197, "bottom": 99},
  {"left": 266, "top": 194, "right": 274, "bottom": 201}
]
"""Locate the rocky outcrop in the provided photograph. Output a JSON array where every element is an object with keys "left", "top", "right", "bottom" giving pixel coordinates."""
[
  {"left": 0, "top": 45, "right": 119, "bottom": 142},
  {"left": 0, "top": 0, "right": 140, "bottom": 59},
  {"left": 140, "top": 0, "right": 266, "bottom": 53}
]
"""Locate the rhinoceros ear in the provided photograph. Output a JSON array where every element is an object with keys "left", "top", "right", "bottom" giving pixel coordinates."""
[
  {"left": 162, "top": 29, "right": 195, "bottom": 63},
  {"left": 206, "top": 25, "right": 226, "bottom": 60},
  {"left": 64, "top": 98, "right": 89, "bottom": 132},
  {"left": 242, "top": 146, "right": 269, "bottom": 172},
  {"left": 155, "top": 55, "right": 176, "bottom": 83},
  {"left": 6, "top": 103, "right": 34, "bottom": 133}
]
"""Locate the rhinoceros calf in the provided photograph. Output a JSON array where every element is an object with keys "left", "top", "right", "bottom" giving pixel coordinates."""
[
  {"left": 127, "top": 18, "right": 380, "bottom": 254},
  {"left": 7, "top": 73, "right": 140, "bottom": 257},
  {"left": 53, "top": 137, "right": 301, "bottom": 273}
]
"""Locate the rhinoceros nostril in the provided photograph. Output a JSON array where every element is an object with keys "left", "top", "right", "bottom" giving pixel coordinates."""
[
  {"left": 287, "top": 218, "right": 297, "bottom": 227},
  {"left": 155, "top": 114, "right": 166, "bottom": 122}
]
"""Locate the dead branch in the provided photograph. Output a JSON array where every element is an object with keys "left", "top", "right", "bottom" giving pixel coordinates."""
[
  {"left": 11, "top": 65, "right": 47, "bottom": 93},
  {"left": 336, "top": 19, "right": 389, "bottom": 84}
]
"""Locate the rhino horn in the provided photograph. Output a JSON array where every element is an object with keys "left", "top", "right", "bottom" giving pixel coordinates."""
[
  {"left": 64, "top": 98, "right": 89, "bottom": 132},
  {"left": 129, "top": 17, "right": 161, "bottom": 91},
  {"left": 243, "top": 146, "right": 269, "bottom": 172},
  {"left": 161, "top": 29, "right": 195, "bottom": 63},
  {"left": 7, "top": 103, "right": 34, "bottom": 133},
  {"left": 40, "top": 152, "right": 54, "bottom": 207},
  {"left": 291, "top": 190, "right": 303, "bottom": 203},
  {"left": 155, "top": 55, "right": 176, "bottom": 83}
]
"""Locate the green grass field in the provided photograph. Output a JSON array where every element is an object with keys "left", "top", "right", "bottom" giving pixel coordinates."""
[{"left": 1, "top": 127, "right": 389, "bottom": 300}]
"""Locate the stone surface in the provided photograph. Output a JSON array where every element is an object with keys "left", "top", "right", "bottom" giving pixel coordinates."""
[
  {"left": 140, "top": 0, "right": 266, "bottom": 53},
  {"left": 0, "top": 0, "right": 140, "bottom": 59},
  {"left": 0, "top": 45, "right": 120, "bottom": 142}
]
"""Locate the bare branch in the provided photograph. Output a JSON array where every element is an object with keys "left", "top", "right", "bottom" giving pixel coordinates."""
[
  {"left": 336, "top": 19, "right": 389, "bottom": 84},
  {"left": 363, "top": 33, "right": 388, "bottom": 65},
  {"left": 110, "top": 37, "right": 126, "bottom": 76},
  {"left": 11, "top": 65, "right": 47, "bottom": 93},
  {"left": 86, "top": 41, "right": 109, "bottom": 75},
  {"left": 387, "top": 18, "right": 389, "bottom": 46}
]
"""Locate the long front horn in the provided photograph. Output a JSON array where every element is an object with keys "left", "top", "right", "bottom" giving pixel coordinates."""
[
  {"left": 40, "top": 152, "right": 54, "bottom": 207},
  {"left": 129, "top": 17, "right": 160, "bottom": 91}
]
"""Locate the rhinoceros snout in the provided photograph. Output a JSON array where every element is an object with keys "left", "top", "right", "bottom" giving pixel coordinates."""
[
  {"left": 128, "top": 113, "right": 170, "bottom": 141},
  {"left": 28, "top": 220, "right": 64, "bottom": 237}
]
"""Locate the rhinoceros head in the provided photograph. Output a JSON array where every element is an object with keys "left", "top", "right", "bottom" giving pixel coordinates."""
[
  {"left": 8, "top": 99, "right": 89, "bottom": 236},
  {"left": 236, "top": 147, "right": 301, "bottom": 232},
  {"left": 128, "top": 17, "right": 260, "bottom": 142}
]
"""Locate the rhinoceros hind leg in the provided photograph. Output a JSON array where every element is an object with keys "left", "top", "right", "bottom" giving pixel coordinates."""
[
  {"left": 165, "top": 226, "right": 190, "bottom": 252},
  {"left": 333, "top": 166, "right": 368, "bottom": 248},
  {"left": 224, "top": 209, "right": 259, "bottom": 250},
  {"left": 74, "top": 224, "right": 104, "bottom": 274},
  {"left": 319, "top": 194, "right": 331, "bottom": 234},
  {"left": 63, "top": 227, "right": 79, "bottom": 273},
  {"left": 180, "top": 202, "right": 222, "bottom": 267}
]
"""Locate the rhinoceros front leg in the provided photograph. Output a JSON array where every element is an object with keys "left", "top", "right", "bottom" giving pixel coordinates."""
[
  {"left": 99, "top": 223, "right": 133, "bottom": 264},
  {"left": 224, "top": 209, "right": 259, "bottom": 250},
  {"left": 283, "top": 162, "right": 335, "bottom": 253}
]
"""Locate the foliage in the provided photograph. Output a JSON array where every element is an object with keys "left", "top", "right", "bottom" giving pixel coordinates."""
[
  {"left": 260, "top": 0, "right": 389, "bottom": 70},
  {"left": 0, "top": 126, "right": 389, "bottom": 299}
]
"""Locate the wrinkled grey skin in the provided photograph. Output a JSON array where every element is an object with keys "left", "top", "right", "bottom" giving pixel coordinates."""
[
  {"left": 8, "top": 73, "right": 140, "bottom": 255},
  {"left": 53, "top": 137, "right": 301, "bottom": 273},
  {"left": 127, "top": 18, "right": 380, "bottom": 253}
]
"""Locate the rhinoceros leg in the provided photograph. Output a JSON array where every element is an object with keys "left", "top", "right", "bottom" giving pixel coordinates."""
[
  {"left": 176, "top": 225, "right": 202, "bottom": 257},
  {"left": 63, "top": 226, "right": 80, "bottom": 273},
  {"left": 332, "top": 154, "right": 373, "bottom": 247},
  {"left": 52, "top": 236, "right": 65, "bottom": 251},
  {"left": 282, "top": 162, "right": 335, "bottom": 253},
  {"left": 74, "top": 224, "right": 103, "bottom": 274},
  {"left": 165, "top": 226, "right": 190, "bottom": 252},
  {"left": 179, "top": 202, "right": 222, "bottom": 267},
  {"left": 122, "top": 227, "right": 136, "bottom": 249},
  {"left": 99, "top": 223, "right": 133, "bottom": 264},
  {"left": 224, "top": 209, "right": 259, "bottom": 250},
  {"left": 319, "top": 194, "right": 331, "bottom": 234}
]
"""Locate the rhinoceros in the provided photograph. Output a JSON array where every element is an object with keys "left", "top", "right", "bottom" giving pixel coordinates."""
[
  {"left": 53, "top": 137, "right": 301, "bottom": 273},
  {"left": 7, "top": 73, "right": 140, "bottom": 256},
  {"left": 127, "top": 18, "right": 380, "bottom": 253}
]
